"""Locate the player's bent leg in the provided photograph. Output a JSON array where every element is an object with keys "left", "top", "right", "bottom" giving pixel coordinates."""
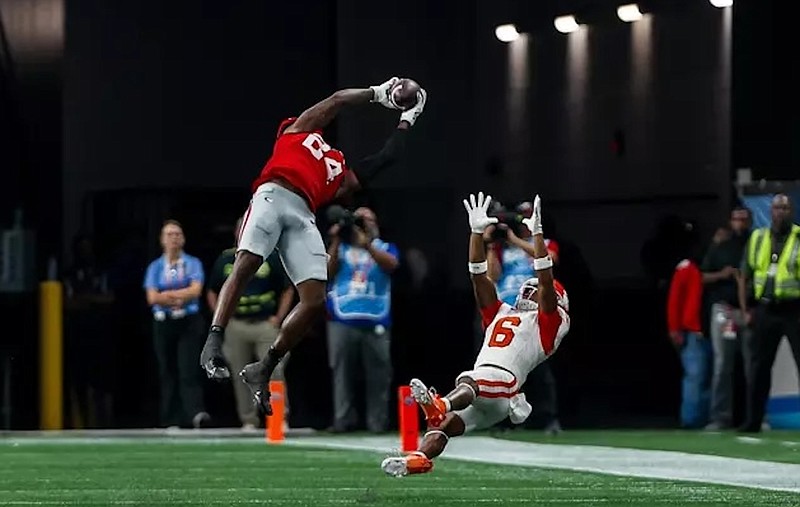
[
  {"left": 450, "top": 376, "right": 480, "bottom": 411},
  {"left": 410, "top": 377, "right": 478, "bottom": 427},
  {"left": 240, "top": 279, "right": 327, "bottom": 417},
  {"left": 241, "top": 206, "right": 329, "bottom": 414},
  {"left": 200, "top": 251, "right": 264, "bottom": 379},
  {"left": 381, "top": 413, "right": 466, "bottom": 477},
  {"left": 271, "top": 279, "right": 327, "bottom": 355},
  {"left": 419, "top": 412, "right": 466, "bottom": 459},
  {"left": 202, "top": 191, "right": 281, "bottom": 380}
]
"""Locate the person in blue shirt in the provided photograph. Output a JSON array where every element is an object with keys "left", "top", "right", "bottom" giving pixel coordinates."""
[
  {"left": 326, "top": 207, "right": 399, "bottom": 432},
  {"left": 143, "top": 219, "right": 209, "bottom": 429}
]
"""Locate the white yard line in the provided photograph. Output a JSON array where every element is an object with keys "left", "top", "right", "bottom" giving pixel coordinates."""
[{"left": 285, "top": 435, "right": 800, "bottom": 494}]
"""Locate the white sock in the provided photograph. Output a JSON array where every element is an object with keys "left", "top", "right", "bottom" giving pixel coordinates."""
[
  {"left": 424, "top": 430, "right": 449, "bottom": 443},
  {"left": 442, "top": 397, "right": 452, "bottom": 412}
]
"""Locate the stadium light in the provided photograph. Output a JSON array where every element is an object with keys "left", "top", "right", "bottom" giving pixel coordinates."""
[
  {"left": 554, "top": 15, "right": 580, "bottom": 34},
  {"left": 709, "top": 0, "right": 733, "bottom": 7},
  {"left": 495, "top": 24, "right": 520, "bottom": 43},
  {"left": 617, "top": 4, "right": 643, "bottom": 22}
]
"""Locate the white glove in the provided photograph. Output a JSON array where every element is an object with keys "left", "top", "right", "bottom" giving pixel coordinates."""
[
  {"left": 370, "top": 77, "right": 401, "bottom": 110},
  {"left": 400, "top": 88, "right": 427, "bottom": 126},
  {"left": 521, "top": 194, "right": 543, "bottom": 236},
  {"left": 462, "top": 192, "right": 498, "bottom": 234}
]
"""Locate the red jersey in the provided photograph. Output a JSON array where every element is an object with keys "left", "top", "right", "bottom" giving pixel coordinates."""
[
  {"left": 667, "top": 259, "right": 703, "bottom": 334},
  {"left": 252, "top": 118, "right": 348, "bottom": 211}
]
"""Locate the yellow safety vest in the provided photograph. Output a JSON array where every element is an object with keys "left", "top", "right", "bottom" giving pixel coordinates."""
[{"left": 747, "top": 224, "right": 800, "bottom": 300}]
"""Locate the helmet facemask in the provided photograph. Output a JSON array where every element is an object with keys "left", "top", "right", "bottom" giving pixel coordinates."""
[{"left": 515, "top": 278, "right": 539, "bottom": 311}]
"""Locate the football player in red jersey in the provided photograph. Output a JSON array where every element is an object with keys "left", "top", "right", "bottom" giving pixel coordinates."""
[{"left": 200, "top": 77, "right": 427, "bottom": 418}]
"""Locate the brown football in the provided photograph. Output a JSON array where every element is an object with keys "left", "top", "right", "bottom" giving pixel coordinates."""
[{"left": 391, "top": 78, "right": 420, "bottom": 110}]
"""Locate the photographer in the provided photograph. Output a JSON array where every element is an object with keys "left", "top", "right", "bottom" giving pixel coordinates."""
[
  {"left": 487, "top": 201, "right": 561, "bottom": 299},
  {"left": 325, "top": 206, "right": 399, "bottom": 432},
  {"left": 485, "top": 200, "right": 562, "bottom": 435}
]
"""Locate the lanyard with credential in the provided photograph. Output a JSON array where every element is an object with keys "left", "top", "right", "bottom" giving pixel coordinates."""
[{"left": 163, "top": 255, "right": 186, "bottom": 289}]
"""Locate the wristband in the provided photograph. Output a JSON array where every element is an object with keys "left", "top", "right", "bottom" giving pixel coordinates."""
[
  {"left": 533, "top": 256, "right": 553, "bottom": 271},
  {"left": 468, "top": 261, "right": 488, "bottom": 274}
]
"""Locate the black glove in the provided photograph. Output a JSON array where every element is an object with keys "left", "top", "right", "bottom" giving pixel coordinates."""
[{"left": 200, "top": 328, "right": 230, "bottom": 380}]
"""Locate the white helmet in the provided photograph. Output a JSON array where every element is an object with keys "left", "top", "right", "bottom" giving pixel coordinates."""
[{"left": 514, "top": 277, "right": 570, "bottom": 312}]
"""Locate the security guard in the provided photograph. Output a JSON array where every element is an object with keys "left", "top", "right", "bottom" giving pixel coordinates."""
[{"left": 738, "top": 193, "right": 800, "bottom": 432}]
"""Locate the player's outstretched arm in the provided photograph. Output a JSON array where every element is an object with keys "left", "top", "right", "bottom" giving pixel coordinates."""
[
  {"left": 285, "top": 77, "right": 402, "bottom": 135},
  {"left": 336, "top": 88, "right": 427, "bottom": 197},
  {"left": 522, "top": 195, "right": 557, "bottom": 314},
  {"left": 463, "top": 192, "right": 500, "bottom": 309}
]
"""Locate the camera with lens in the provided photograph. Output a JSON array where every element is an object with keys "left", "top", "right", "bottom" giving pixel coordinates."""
[
  {"left": 487, "top": 201, "right": 525, "bottom": 242},
  {"left": 326, "top": 205, "right": 365, "bottom": 244}
]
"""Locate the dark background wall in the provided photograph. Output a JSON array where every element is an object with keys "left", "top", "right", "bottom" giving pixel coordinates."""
[
  {"left": 63, "top": 0, "right": 337, "bottom": 259},
  {"left": 1, "top": 0, "right": 63, "bottom": 431},
  {"left": 0, "top": 0, "right": 63, "bottom": 266},
  {"left": 732, "top": 0, "right": 800, "bottom": 180},
  {"left": 474, "top": 1, "right": 733, "bottom": 283},
  {"left": 1, "top": 0, "right": 796, "bottom": 429}
]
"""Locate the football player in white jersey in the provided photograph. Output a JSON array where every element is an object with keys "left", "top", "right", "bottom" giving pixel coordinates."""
[{"left": 381, "top": 191, "right": 570, "bottom": 477}]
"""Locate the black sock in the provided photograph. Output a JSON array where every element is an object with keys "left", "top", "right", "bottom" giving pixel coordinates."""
[{"left": 259, "top": 346, "right": 285, "bottom": 377}]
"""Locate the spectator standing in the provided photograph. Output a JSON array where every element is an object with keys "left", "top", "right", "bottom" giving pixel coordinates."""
[{"left": 143, "top": 220, "right": 209, "bottom": 429}]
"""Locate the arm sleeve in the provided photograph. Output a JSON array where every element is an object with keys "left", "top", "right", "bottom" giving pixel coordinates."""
[
  {"left": 700, "top": 245, "right": 715, "bottom": 272},
  {"left": 480, "top": 300, "right": 503, "bottom": 330},
  {"left": 387, "top": 242, "right": 400, "bottom": 261},
  {"left": 685, "top": 263, "right": 703, "bottom": 329},
  {"left": 188, "top": 257, "right": 205, "bottom": 285},
  {"left": 350, "top": 128, "right": 408, "bottom": 187},
  {"left": 538, "top": 308, "right": 566, "bottom": 355},
  {"left": 143, "top": 262, "right": 158, "bottom": 290},
  {"left": 667, "top": 267, "right": 685, "bottom": 334}
]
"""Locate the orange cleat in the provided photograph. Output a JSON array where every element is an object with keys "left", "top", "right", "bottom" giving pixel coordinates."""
[
  {"left": 409, "top": 378, "right": 447, "bottom": 427},
  {"left": 381, "top": 452, "right": 434, "bottom": 477}
]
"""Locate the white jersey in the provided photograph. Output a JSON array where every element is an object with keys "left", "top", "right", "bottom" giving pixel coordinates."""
[{"left": 474, "top": 301, "right": 570, "bottom": 385}]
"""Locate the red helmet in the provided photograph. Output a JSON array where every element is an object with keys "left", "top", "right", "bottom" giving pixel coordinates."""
[
  {"left": 276, "top": 117, "right": 298, "bottom": 138},
  {"left": 514, "top": 277, "right": 569, "bottom": 312}
]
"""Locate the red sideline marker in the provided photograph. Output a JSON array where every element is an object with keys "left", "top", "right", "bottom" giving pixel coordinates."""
[
  {"left": 266, "top": 380, "right": 286, "bottom": 444},
  {"left": 398, "top": 385, "right": 419, "bottom": 452}
]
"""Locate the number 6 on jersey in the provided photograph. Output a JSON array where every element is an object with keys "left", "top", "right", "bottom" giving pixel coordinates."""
[{"left": 488, "top": 316, "right": 521, "bottom": 348}]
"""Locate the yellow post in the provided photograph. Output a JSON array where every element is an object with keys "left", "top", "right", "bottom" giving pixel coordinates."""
[{"left": 39, "top": 281, "right": 63, "bottom": 430}]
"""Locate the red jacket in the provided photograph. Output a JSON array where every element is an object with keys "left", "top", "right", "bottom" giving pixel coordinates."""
[{"left": 667, "top": 259, "right": 703, "bottom": 334}]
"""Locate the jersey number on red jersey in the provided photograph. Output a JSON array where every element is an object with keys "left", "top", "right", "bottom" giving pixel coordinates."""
[
  {"left": 301, "top": 133, "right": 343, "bottom": 184},
  {"left": 488, "top": 316, "right": 521, "bottom": 348}
]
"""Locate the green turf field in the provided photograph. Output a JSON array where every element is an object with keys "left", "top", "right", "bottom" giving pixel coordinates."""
[{"left": 1, "top": 431, "right": 798, "bottom": 506}]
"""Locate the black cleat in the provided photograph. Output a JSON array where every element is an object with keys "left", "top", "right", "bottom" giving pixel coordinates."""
[{"left": 240, "top": 362, "right": 272, "bottom": 417}]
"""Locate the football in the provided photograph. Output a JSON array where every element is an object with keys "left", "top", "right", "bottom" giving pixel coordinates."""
[{"left": 391, "top": 78, "right": 421, "bottom": 110}]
